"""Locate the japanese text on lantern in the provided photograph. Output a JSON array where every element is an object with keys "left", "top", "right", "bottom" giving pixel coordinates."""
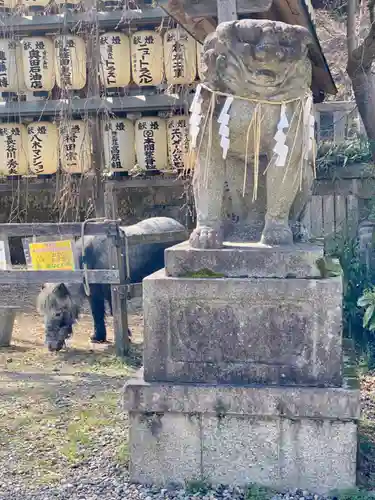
[
  {"left": 103, "top": 119, "right": 135, "bottom": 172},
  {"left": 28, "top": 121, "right": 58, "bottom": 175},
  {"left": 100, "top": 34, "right": 121, "bottom": 87},
  {"left": 29, "top": 240, "right": 75, "bottom": 271},
  {"left": 22, "top": 37, "right": 54, "bottom": 92},
  {"left": 0, "top": 126, "right": 20, "bottom": 175},
  {"left": 55, "top": 37, "right": 75, "bottom": 88},
  {"left": 164, "top": 29, "right": 196, "bottom": 85},
  {"left": 168, "top": 30, "right": 187, "bottom": 80},
  {"left": 105, "top": 121, "right": 123, "bottom": 169},
  {"left": 24, "top": 40, "right": 43, "bottom": 89},
  {"left": 62, "top": 123, "right": 80, "bottom": 169},
  {"left": 167, "top": 117, "right": 188, "bottom": 171},
  {"left": 28, "top": 124, "right": 46, "bottom": 174},
  {"left": 0, "top": 43, "right": 11, "bottom": 89},
  {"left": 131, "top": 31, "right": 163, "bottom": 86},
  {"left": 138, "top": 120, "right": 159, "bottom": 169}
]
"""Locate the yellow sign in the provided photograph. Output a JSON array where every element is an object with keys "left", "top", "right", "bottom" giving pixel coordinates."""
[{"left": 29, "top": 240, "right": 75, "bottom": 271}]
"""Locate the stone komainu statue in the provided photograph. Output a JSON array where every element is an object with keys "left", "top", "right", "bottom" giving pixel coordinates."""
[{"left": 189, "top": 19, "right": 315, "bottom": 249}]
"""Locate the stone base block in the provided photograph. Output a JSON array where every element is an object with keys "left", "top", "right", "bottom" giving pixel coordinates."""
[
  {"left": 124, "top": 377, "right": 359, "bottom": 494},
  {"left": 143, "top": 270, "right": 343, "bottom": 386},
  {"left": 165, "top": 242, "right": 324, "bottom": 279}
]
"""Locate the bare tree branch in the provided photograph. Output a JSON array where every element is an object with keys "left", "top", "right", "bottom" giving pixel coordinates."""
[
  {"left": 347, "top": 21, "right": 375, "bottom": 73},
  {"left": 369, "top": 0, "right": 375, "bottom": 25},
  {"left": 347, "top": 0, "right": 358, "bottom": 57}
]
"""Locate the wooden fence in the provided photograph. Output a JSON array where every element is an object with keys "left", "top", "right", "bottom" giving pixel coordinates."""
[
  {"left": 315, "top": 101, "right": 363, "bottom": 143},
  {"left": 0, "top": 220, "right": 129, "bottom": 356},
  {"left": 301, "top": 193, "right": 359, "bottom": 239},
  {"left": 302, "top": 163, "right": 375, "bottom": 239}
]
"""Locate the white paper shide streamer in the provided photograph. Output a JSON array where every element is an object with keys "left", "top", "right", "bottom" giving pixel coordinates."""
[
  {"left": 303, "top": 95, "right": 315, "bottom": 160},
  {"left": 189, "top": 84, "right": 203, "bottom": 149},
  {"left": 273, "top": 103, "right": 289, "bottom": 167},
  {"left": 218, "top": 96, "right": 234, "bottom": 159}
]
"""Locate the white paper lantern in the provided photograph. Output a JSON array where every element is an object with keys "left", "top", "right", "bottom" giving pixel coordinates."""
[
  {"left": 22, "top": 37, "right": 55, "bottom": 92},
  {"left": 131, "top": 31, "right": 163, "bottom": 87},
  {"left": 100, "top": 32, "right": 131, "bottom": 88},
  {"left": 167, "top": 115, "right": 189, "bottom": 171},
  {"left": 0, "top": 0, "right": 17, "bottom": 10},
  {"left": 0, "top": 123, "right": 28, "bottom": 176},
  {"left": 21, "top": 0, "right": 50, "bottom": 8},
  {"left": 0, "top": 40, "right": 25, "bottom": 92},
  {"left": 27, "top": 121, "right": 58, "bottom": 175},
  {"left": 164, "top": 29, "right": 197, "bottom": 85},
  {"left": 60, "top": 120, "right": 91, "bottom": 174},
  {"left": 54, "top": 0, "right": 81, "bottom": 6},
  {"left": 102, "top": 118, "right": 135, "bottom": 173},
  {"left": 135, "top": 117, "right": 167, "bottom": 171},
  {"left": 55, "top": 35, "right": 86, "bottom": 90}
]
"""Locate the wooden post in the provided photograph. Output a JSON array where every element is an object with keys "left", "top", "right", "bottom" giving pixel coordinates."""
[
  {"left": 217, "top": 0, "right": 237, "bottom": 23},
  {"left": 104, "top": 184, "right": 129, "bottom": 357}
]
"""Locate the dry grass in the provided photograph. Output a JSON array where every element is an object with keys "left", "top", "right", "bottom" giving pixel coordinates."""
[{"left": 0, "top": 310, "right": 143, "bottom": 487}]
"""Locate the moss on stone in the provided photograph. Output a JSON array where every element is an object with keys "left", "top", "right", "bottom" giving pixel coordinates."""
[{"left": 183, "top": 268, "right": 225, "bottom": 278}]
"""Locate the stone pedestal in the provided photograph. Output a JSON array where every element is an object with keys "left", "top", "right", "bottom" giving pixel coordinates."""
[
  {"left": 124, "top": 243, "right": 359, "bottom": 494},
  {"left": 124, "top": 376, "right": 358, "bottom": 494}
]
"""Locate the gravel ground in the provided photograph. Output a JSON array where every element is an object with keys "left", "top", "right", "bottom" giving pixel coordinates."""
[
  {"left": 0, "top": 289, "right": 374, "bottom": 500},
  {"left": 0, "top": 461, "right": 351, "bottom": 500}
]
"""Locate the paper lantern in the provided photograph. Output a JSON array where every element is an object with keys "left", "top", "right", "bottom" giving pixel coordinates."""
[
  {"left": 27, "top": 121, "right": 58, "bottom": 175},
  {"left": 164, "top": 29, "right": 197, "bottom": 85},
  {"left": 102, "top": 118, "right": 135, "bottom": 173},
  {"left": 0, "top": 40, "right": 25, "bottom": 92},
  {"left": 0, "top": 0, "right": 17, "bottom": 10},
  {"left": 196, "top": 42, "right": 206, "bottom": 81},
  {"left": 135, "top": 117, "right": 167, "bottom": 171},
  {"left": 167, "top": 115, "right": 189, "bottom": 171},
  {"left": 22, "top": 37, "right": 55, "bottom": 92},
  {"left": 60, "top": 120, "right": 91, "bottom": 174},
  {"left": 131, "top": 31, "right": 163, "bottom": 86},
  {"left": 21, "top": 0, "right": 50, "bottom": 8},
  {"left": 0, "top": 123, "right": 28, "bottom": 176},
  {"left": 55, "top": 35, "right": 86, "bottom": 90},
  {"left": 99, "top": 32, "right": 131, "bottom": 88},
  {"left": 54, "top": 0, "right": 81, "bottom": 6}
]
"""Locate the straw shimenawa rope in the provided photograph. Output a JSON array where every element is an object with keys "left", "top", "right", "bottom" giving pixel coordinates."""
[{"left": 188, "top": 83, "right": 316, "bottom": 202}]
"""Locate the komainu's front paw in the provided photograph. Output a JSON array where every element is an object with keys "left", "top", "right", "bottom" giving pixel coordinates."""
[
  {"left": 261, "top": 220, "right": 293, "bottom": 246},
  {"left": 189, "top": 226, "right": 223, "bottom": 249}
]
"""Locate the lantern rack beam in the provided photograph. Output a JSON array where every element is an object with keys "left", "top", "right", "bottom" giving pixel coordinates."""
[
  {"left": 0, "top": 220, "right": 120, "bottom": 237},
  {"left": 0, "top": 175, "right": 186, "bottom": 192},
  {"left": 0, "top": 7, "right": 168, "bottom": 35},
  {"left": 0, "top": 269, "right": 120, "bottom": 284},
  {"left": 0, "top": 94, "right": 185, "bottom": 119}
]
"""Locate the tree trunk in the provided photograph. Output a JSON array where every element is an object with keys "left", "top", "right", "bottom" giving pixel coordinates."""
[
  {"left": 346, "top": 0, "right": 375, "bottom": 160},
  {"left": 347, "top": 65, "right": 375, "bottom": 160}
]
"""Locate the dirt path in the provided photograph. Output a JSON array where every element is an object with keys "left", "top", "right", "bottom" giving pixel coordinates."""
[{"left": 0, "top": 310, "right": 142, "bottom": 495}]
